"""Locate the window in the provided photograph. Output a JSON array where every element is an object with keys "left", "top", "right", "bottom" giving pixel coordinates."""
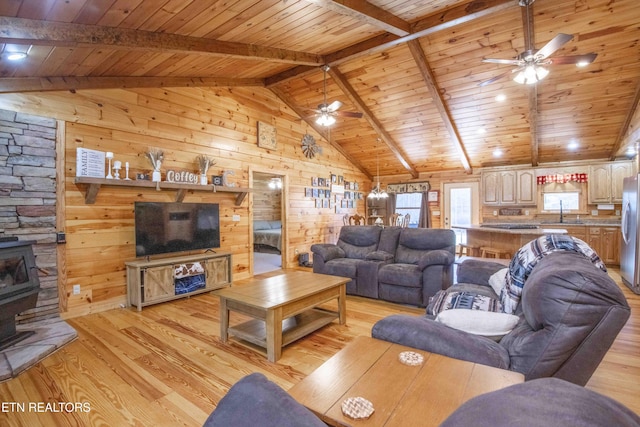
[
  {"left": 395, "top": 193, "right": 421, "bottom": 228},
  {"left": 543, "top": 192, "right": 579, "bottom": 211}
]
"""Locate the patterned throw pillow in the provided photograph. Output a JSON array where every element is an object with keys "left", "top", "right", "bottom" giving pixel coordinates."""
[{"left": 427, "top": 290, "right": 503, "bottom": 316}]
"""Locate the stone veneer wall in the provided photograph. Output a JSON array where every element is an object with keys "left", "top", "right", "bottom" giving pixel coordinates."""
[{"left": 0, "top": 108, "right": 59, "bottom": 323}]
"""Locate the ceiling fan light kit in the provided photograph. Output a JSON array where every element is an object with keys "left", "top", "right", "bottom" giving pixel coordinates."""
[
  {"left": 481, "top": 1, "right": 596, "bottom": 87},
  {"left": 316, "top": 113, "right": 336, "bottom": 126},
  {"left": 514, "top": 64, "right": 549, "bottom": 85}
]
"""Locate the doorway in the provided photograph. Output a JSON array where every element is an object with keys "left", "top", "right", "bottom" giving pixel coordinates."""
[
  {"left": 442, "top": 182, "right": 480, "bottom": 245},
  {"left": 251, "top": 172, "right": 285, "bottom": 274}
]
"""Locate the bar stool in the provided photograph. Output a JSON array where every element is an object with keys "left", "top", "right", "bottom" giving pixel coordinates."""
[
  {"left": 456, "top": 243, "right": 480, "bottom": 258},
  {"left": 480, "top": 247, "right": 511, "bottom": 259}
]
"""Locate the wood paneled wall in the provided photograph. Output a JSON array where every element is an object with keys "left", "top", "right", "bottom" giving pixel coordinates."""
[
  {"left": 0, "top": 87, "right": 367, "bottom": 318},
  {"left": 253, "top": 173, "right": 281, "bottom": 221}
]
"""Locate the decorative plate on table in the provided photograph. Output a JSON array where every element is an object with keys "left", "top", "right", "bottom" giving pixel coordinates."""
[
  {"left": 341, "top": 396, "right": 374, "bottom": 419},
  {"left": 398, "top": 351, "right": 424, "bottom": 366}
]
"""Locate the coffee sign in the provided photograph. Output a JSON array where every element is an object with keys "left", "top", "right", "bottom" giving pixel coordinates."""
[{"left": 166, "top": 169, "right": 199, "bottom": 184}]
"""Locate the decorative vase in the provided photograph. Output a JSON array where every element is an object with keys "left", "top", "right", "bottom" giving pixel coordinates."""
[
  {"left": 200, "top": 174, "right": 207, "bottom": 185},
  {"left": 152, "top": 170, "right": 161, "bottom": 182}
]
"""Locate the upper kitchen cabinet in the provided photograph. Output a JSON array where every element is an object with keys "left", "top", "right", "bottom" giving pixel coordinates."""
[
  {"left": 516, "top": 169, "right": 536, "bottom": 205},
  {"left": 588, "top": 161, "right": 633, "bottom": 204},
  {"left": 482, "top": 169, "right": 535, "bottom": 206}
]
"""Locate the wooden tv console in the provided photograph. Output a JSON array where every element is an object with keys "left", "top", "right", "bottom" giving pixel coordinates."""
[{"left": 125, "top": 252, "right": 231, "bottom": 311}]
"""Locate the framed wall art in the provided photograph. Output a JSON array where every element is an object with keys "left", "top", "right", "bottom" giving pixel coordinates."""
[{"left": 257, "top": 121, "right": 277, "bottom": 150}]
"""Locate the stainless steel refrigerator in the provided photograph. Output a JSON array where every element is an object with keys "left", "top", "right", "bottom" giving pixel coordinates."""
[{"left": 621, "top": 175, "right": 640, "bottom": 294}]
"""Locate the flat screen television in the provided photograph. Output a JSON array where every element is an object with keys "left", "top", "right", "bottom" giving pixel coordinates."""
[{"left": 134, "top": 202, "right": 220, "bottom": 257}]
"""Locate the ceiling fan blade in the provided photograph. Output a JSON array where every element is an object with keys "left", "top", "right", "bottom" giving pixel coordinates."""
[
  {"left": 334, "top": 111, "right": 363, "bottom": 118},
  {"left": 327, "top": 100, "right": 342, "bottom": 112},
  {"left": 478, "top": 69, "right": 514, "bottom": 87},
  {"left": 548, "top": 53, "right": 597, "bottom": 65},
  {"left": 482, "top": 58, "right": 520, "bottom": 65},
  {"left": 536, "top": 33, "right": 574, "bottom": 59}
]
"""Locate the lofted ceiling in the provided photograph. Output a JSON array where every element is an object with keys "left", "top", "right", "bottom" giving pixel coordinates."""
[{"left": 0, "top": 0, "right": 639, "bottom": 179}]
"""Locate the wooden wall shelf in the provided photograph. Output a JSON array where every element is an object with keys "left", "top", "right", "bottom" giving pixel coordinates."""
[{"left": 74, "top": 177, "right": 251, "bottom": 205}]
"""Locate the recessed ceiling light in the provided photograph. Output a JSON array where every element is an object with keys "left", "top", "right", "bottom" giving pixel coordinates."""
[
  {"left": 567, "top": 141, "right": 579, "bottom": 150},
  {"left": 477, "top": 127, "right": 486, "bottom": 135},
  {"left": 493, "top": 149, "right": 503, "bottom": 157},
  {"left": 495, "top": 94, "right": 507, "bottom": 102},
  {"left": 7, "top": 52, "right": 27, "bottom": 61}
]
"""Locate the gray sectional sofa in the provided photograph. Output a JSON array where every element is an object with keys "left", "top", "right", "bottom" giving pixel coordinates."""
[
  {"left": 372, "top": 252, "right": 631, "bottom": 385},
  {"left": 311, "top": 225, "right": 456, "bottom": 307}
]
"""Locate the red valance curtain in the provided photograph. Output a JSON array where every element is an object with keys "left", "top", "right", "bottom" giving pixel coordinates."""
[{"left": 536, "top": 173, "right": 587, "bottom": 185}]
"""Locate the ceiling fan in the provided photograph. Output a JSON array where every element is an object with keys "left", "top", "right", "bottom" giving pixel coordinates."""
[
  {"left": 303, "top": 65, "right": 363, "bottom": 126},
  {"left": 479, "top": 0, "right": 597, "bottom": 86}
]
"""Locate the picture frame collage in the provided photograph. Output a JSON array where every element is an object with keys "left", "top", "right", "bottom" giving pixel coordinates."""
[{"left": 305, "top": 174, "right": 363, "bottom": 211}]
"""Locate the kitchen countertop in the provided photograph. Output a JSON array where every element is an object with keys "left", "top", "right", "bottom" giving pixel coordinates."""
[
  {"left": 480, "top": 222, "right": 621, "bottom": 228},
  {"left": 453, "top": 225, "right": 568, "bottom": 235}
]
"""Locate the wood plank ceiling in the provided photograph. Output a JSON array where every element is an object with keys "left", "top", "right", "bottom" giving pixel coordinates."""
[{"left": 0, "top": 0, "right": 639, "bottom": 178}]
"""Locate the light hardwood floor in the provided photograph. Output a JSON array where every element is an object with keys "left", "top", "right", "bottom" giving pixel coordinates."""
[{"left": 1, "top": 268, "right": 638, "bottom": 426}]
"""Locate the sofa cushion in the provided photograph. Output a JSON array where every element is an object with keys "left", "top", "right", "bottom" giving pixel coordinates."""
[
  {"left": 378, "top": 263, "right": 422, "bottom": 288},
  {"left": 456, "top": 258, "right": 508, "bottom": 286},
  {"left": 323, "top": 258, "right": 359, "bottom": 279},
  {"left": 336, "top": 226, "right": 382, "bottom": 259},
  {"left": 440, "top": 378, "right": 640, "bottom": 427},
  {"left": 204, "top": 373, "right": 326, "bottom": 427}
]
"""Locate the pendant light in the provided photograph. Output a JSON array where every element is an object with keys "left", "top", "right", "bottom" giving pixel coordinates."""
[{"left": 368, "top": 139, "right": 388, "bottom": 200}]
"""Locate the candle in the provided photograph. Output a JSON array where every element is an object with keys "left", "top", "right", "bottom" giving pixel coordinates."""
[
  {"left": 125, "top": 162, "right": 129, "bottom": 168},
  {"left": 114, "top": 160, "right": 121, "bottom": 169}
]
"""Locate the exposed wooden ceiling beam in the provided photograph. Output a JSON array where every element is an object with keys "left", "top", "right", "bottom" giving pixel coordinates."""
[
  {"left": 269, "top": 86, "right": 372, "bottom": 179},
  {"left": 309, "top": 0, "right": 411, "bottom": 36},
  {"left": 0, "top": 76, "right": 264, "bottom": 94},
  {"left": 325, "top": 0, "right": 514, "bottom": 66},
  {"left": 328, "top": 66, "right": 419, "bottom": 178},
  {"left": 407, "top": 39, "right": 472, "bottom": 174},
  {"left": 266, "top": 0, "right": 514, "bottom": 87},
  {"left": 610, "top": 81, "right": 640, "bottom": 159},
  {"left": 0, "top": 17, "right": 322, "bottom": 66}
]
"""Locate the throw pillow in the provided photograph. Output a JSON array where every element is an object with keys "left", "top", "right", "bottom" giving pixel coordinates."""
[
  {"left": 488, "top": 268, "right": 508, "bottom": 297},
  {"left": 435, "top": 309, "right": 520, "bottom": 339},
  {"left": 427, "top": 290, "right": 503, "bottom": 316}
]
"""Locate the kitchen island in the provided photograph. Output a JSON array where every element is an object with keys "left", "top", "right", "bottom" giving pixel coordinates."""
[{"left": 453, "top": 224, "right": 568, "bottom": 259}]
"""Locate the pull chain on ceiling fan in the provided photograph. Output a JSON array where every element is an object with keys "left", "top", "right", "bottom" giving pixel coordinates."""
[{"left": 480, "top": 0, "right": 597, "bottom": 86}]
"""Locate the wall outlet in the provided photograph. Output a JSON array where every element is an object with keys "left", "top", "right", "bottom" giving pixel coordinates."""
[
  {"left": 525, "top": 210, "right": 530, "bottom": 216},
  {"left": 616, "top": 209, "right": 621, "bottom": 216},
  {"left": 295, "top": 249, "right": 299, "bottom": 254},
  {"left": 73, "top": 284, "right": 81, "bottom": 295},
  {"left": 493, "top": 210, "right": 498, "bottom": 216},
  {"left": 232, "top": 214, "right": 240, "bottom": 222}
]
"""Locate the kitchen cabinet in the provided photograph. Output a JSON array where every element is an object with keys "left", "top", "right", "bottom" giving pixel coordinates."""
[
  {"left": 587, "top": 227, "right": 620, "bottom": 266},
  {"left": 588, "top": 161, "right": 633, "bottom": 204},
  {"left": 482, "top": 169, "right": 535, "bottom": 206},
  {"left": 517, "top": 169, "right": 536, "bottom": 204}
]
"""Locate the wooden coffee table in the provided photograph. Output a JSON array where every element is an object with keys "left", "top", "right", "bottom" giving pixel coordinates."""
[
  {"left": 288, "top": 336, "right": 524, "bottom": 426},
  {"left": 213, "top": 270, "right": 348, "bottom": 362}
]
